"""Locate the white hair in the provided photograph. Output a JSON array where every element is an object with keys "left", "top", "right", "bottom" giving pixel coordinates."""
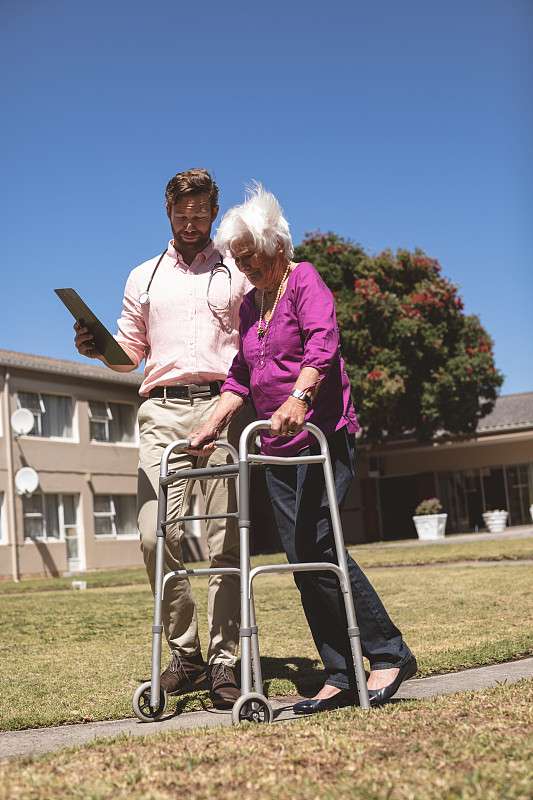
[{"left": 214, "top": 182, "right": 294, "bottom": 259}]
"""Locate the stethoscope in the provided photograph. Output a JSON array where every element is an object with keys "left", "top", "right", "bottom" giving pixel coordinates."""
[{"left": 138, "top": 249, "right": 232, "bottom": 312}]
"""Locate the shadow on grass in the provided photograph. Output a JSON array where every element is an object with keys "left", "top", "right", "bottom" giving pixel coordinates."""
[
  {"left": 156, "top": 655, "right": 336, "bottom": 718},
  {"left": 256, "top": 655, "right": 326, "bottom": 697}
]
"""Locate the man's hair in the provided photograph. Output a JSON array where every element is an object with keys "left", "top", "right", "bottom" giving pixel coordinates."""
[
  {"left": 165, "top": 168, "right": 219, "bottom": 210},
  {"left": 214, "top": 182, "right": 294, "bottom": 259}
]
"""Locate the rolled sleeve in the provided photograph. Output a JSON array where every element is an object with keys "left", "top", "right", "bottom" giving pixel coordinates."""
[{"left": 114, "top": 272, "right": 147, "bottom": 368}]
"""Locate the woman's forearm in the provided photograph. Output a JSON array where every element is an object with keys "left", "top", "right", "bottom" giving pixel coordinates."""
[
  {"left": 291, "top": 366, "right": 321, "bottom": 403},
  {"left": 188, "top": 391, "right": 245, "bottom": 452}
]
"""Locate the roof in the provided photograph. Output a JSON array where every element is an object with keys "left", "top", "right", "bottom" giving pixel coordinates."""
[
  {"left": 0, "top": 349, "right": 142, "bottom": 387},
  {"left": 477, "top": 392, "right": 533, "bottom": 433}
]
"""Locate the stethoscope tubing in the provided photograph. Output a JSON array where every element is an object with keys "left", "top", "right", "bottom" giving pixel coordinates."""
[
  {"left": 138, "top": 248, "right": 231, "bottom": 310},
  {"left": 138, "top": 250, "right": 167, "bottom": 305}
]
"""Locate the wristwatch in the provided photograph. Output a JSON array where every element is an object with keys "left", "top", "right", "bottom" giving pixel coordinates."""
[{"left": 290, "top": 388, "right": 311, "bottom": 407}]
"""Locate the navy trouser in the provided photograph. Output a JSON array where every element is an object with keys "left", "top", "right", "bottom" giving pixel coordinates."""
[{"left": 265, "top": 427, "right": 412, "bottom": 690}]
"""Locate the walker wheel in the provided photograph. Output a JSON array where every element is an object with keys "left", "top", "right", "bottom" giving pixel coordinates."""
[
  {"left": 231, "top": 692, "right": 274, "bottom": 724},
  {"left": 132, "top": 680, "right": 168, "bottom": 722}
]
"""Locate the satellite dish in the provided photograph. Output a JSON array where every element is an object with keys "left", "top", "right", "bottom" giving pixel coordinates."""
[
  {"left": 15, "top": 467, "right": 40, "bottom": 496},
  {"left": 11, "top": 408, "right": 35, "bottom": 436}
]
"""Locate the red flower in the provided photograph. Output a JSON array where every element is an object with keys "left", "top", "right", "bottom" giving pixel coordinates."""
[{"left": 367, "top": 369, "right": 383, "bottom": 381}]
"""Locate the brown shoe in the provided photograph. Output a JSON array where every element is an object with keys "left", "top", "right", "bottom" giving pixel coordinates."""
[
  {"left": 160, "top": 651, "right": 207, "bottom": 696},
  {"left": 209, "top": 663, "right": 240, "bottom": 709}
]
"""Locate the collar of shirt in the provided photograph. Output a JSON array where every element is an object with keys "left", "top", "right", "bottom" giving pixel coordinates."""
[{"left": 167, "top": 239, "right": 219, "bottom": 271}]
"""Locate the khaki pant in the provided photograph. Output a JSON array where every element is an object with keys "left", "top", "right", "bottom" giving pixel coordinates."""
[{"left": 137, "top": 395, "right": 251, "bottom": 666}]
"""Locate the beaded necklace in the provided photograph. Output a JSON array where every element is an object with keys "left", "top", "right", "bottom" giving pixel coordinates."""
[{"left": 257, "top": 262, "right": 291, "bottom": 339}]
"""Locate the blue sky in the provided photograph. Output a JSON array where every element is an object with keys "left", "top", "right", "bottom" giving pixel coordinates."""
[{"left": 1, "top": 0, "right": 531, "bottom": 394}]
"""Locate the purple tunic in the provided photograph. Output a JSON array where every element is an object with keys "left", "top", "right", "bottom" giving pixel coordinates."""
[{"left": 222, "top": 262, "right": 359, "bottom": 456}]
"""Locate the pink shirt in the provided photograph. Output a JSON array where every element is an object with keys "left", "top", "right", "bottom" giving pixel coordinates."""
[
  {"left": 223, "top": 262, "right": 359, "bottom": 456},
  {"left": 115, "top": 241, "right": 251, "bottom": 396}
]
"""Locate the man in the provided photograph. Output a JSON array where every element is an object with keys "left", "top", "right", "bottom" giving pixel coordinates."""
[{"left": 75, "top": 169, "right": 251, "bottom": 708}]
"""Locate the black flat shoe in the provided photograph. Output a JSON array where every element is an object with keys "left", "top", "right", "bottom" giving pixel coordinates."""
[
  {"left": 293, "top": 688, "right": 358, "bottom": 715},
  {"left": 368, "top": 654, "right": 417, "bottom": 707}
]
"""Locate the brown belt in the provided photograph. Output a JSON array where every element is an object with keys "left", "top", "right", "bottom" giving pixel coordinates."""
[{"left": 149, "top": 382, "right": 221, "bottom": 400}]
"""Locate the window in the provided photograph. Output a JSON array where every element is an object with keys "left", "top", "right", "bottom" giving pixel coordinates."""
[
  {"left": 88, "top": 401, "right": 136, "bottom": 443},
  {"left": 17, "top": 391, "right": 74, "bottom": 439},
  {"left": 438, "top": 469, "right": 483, "bottom": 533},
  {"left": 481, "top": 466, "right": 507, "bottom": 512},
  {"left": 93, "top": 495, "right": 137, "bottom": 537},
  {"left": 438, "top": 462, "right": 533, "bottom": 532},
  {"left": 22, "top": 494, "right": 79, "bottom": 543},
  {"left": 506, "top": 464, "right": 533, "bottom": 526}
]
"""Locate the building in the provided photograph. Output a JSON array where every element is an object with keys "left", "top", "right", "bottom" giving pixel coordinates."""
[
  {"left": 1, "top": 349, "right": 532, "bottom": 580},
  {"left": 1, "top": 350, "right": 146, "bottom": 581},
  {"left": 347, "top": 392, "right": 533, "bottom": 542}
]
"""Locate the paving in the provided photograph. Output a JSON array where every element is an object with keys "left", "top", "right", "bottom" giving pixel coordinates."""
[
  {"left": 1, "top": 526, "right": 531, "bottom": 762},
  {"left": 352, "top": 523, "right": 533, "bottom": 550},
  {"left": 1, "top": 657, "right": 532, "bottom": 762}
]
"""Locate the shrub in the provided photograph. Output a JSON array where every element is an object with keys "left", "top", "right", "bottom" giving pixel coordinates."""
[{"left": 415, "top": 498, "right": 443, "bottom": 515}]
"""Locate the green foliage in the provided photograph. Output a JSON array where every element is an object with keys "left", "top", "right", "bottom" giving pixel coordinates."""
[
  {"left": 293, "top": 232, "right": 504, "bottom": 441},
  {"left": 414, "top": 498, "right": 443, "bottom": 515}
]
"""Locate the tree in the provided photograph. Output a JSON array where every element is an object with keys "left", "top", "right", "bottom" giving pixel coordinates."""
[{"left": 293, "top": 232, "right": 504, "bottom": 441}]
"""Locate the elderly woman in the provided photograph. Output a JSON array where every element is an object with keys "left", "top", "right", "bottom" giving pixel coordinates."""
[{"left": 188, "top": 185, "right": 416, "bottom": 712}]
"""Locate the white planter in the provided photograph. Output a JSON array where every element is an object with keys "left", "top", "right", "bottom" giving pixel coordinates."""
[
  {"left": 412, "top": 513, "right": 447, "bottom": 541},
  {"left": 483, "top": 510, "right": 508, "bottom": 533}
]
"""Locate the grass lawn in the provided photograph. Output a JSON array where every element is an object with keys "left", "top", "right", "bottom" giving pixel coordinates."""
[
  {"left": 0, "top": 536, "right": 531, "bottom": 596},
  {"left": 1, "top": 681, "right": 532, "bottom": 800},
  {"left": 0, "top": 534, "right": 531, "bottom": 732}
]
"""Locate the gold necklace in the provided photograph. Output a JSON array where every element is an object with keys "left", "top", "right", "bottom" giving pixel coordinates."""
[{"left": 257, "top": 263, "right": 291, "bottom": 339}]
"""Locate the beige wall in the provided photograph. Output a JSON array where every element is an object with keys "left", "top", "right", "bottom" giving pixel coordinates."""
[
  {"left": 356, "top": 432, "right": 533, "bottom": 478},
  {"left": 366, "top": 434, "right": 533, "bottom": 479}
]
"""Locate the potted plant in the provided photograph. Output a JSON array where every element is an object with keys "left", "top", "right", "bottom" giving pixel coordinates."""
[
  {"left": 482, "top": 509, "right": 508, "bottom": 533},
  {"left": 412, "top": 498, "right": 447, "bottom": 541}
]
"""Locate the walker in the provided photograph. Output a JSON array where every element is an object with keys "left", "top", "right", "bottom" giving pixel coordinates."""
[{"left": 131, "top": 420, "right": 370, "bottom": 724}]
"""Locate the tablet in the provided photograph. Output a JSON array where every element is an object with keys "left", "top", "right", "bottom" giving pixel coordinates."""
[{"left": 55, "top": 288, "right": 134, "bottom": 366}]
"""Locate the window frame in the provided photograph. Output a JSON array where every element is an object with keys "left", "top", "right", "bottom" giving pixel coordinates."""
[
  {"left": 88, "top": 400, "right": 137, "bottom": 445},
  {"left": 93, "top": 494, "right": 138, "bottom": 539},
  {"left": 438, "top": 461, "right": 533, "bottom": 531},
  {"left": 16, "top": 390, "right": 76, "bottom": 441},
  {"left": 22, "top": 493, "right": 79, "bottom": 543}
]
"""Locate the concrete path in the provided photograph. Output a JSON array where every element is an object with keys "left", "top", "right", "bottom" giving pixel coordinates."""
[
  {"left": 367, "top": 559, "right": 533, "bottom": 570},
  {"left": 1, "top": 657, "right": 532, "bottom": 761},
  {"left": 352, "top": 524, "right": 533, "bottom": 550}
]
